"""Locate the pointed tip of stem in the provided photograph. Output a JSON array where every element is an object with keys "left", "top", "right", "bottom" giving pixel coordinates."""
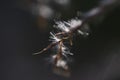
[{"left": 32, "top": 51, "right": 43, "bottom": 55}]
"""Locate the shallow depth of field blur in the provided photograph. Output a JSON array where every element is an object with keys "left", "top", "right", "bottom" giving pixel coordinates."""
[{"left": 1, "top": 0, "right": 120, "bottom": 80}]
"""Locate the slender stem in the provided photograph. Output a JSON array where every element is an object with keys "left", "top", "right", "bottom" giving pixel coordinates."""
[{"left": 34, "top": 0, "right": 120, "bottom": 55}]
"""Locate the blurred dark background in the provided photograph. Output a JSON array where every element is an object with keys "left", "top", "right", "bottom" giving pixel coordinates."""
[{"left": 1, "top": 0, "right": 120, "bottom": 80}]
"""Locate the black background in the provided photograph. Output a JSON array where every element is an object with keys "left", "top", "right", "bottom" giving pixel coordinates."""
[{"left": 1, "top": 0, "right": 120, "bottom": 80}]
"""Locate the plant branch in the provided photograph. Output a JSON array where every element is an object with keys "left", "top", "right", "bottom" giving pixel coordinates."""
[{"left": 33, "top": 0, "right": 120, "bottom": 70}]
